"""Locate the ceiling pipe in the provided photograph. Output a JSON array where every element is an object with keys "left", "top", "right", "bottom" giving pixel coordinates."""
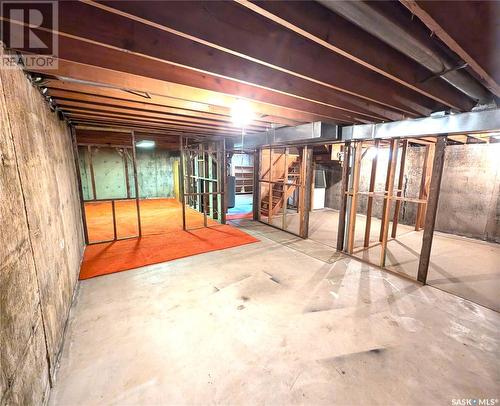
[{"left": 318, "top": 0, "right": 493, "bottom": 107}]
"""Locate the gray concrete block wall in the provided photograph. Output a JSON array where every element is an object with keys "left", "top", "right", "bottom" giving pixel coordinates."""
[
  {"left": 78, "top": 147, "right": 179, "bottom": 200},
  {"left": 0, "top": 47, "right": 84, "bottom": 406},
  {"left": 324, "top": 143, "right": 500, "bottom": 242}
]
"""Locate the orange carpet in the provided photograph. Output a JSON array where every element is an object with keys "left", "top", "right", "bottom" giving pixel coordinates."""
[
  {"left": 80, "top": 199, "right": 259, "bottom": 280},
  {"left": 85, "top": 198, "right": 216, "bottom": 242}
]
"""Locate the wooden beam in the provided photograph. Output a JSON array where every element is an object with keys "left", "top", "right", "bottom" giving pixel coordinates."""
[
  {"left": 336, "top": 143, "right": 351, "bottom": 251},
  {"left": 417, "top": 136, "right": 447, "bottom": 283},
  {"left": 391, "top": 139, "right": 408, "bottom": 238},
  {"left": 239, "top": 0, "right": 473, "bottom": 111},
  {"left": 364, "top": 139, "right": 379, "bottom": 247},
  {"left": 379, "top": 139, "right": 399, "bottom": 268},
  {"left": 31, "top": 59, "right": 347, "bottom": 125},
  {"left": 70, "top": 1, "right": 433, "bottom": 117}
]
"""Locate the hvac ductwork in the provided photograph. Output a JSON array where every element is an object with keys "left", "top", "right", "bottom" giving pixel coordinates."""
[{"left": 318, "top": 0, "right": 493, "bottom": 105}]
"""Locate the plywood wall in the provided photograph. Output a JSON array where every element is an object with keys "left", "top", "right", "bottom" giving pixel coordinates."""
[{"left": 0, "top": 48, "right": 84, "bottom": 405}]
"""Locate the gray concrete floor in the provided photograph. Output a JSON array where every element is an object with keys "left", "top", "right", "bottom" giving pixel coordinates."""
[
  {"left": 305, "top": 209, "right": 500, "bottom": 312},
  {"left": 50, "top": 220, "right": 499, "bottom": 405}
]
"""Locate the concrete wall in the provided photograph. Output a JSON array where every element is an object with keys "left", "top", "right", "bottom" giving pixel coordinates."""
[
  {"left": 324, "top": 143, "right": 500, "bottom": 242},
  {"left": 78, "top": 147, "right": 179, "bottom": 200},
  {"left": 0, "top": 49, "right": 84, "bottom": 406}
]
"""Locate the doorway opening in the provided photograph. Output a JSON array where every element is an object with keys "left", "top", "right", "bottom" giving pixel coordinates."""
[{"left": 227, "top": 150, "right": 254, "bottom": 220}]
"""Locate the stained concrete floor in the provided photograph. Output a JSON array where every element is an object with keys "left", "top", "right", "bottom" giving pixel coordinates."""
[{"left": 50, "top": 220, "right": 499, "bottom": 405}]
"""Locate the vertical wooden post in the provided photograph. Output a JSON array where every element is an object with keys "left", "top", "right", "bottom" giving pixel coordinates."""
[
  {"left": 299, "top": 145, "right": 314, "bottom": 238},
  {"left": 379, "top": 139, "right": 399, "bottom": 267},
  {"left": 87, "top": 145, "right": 97, "bottom": 200},
  {"left": 391, "top": 139, "right": 408, "bottom": 238},
  {"left": 282, "top": 148, "right": 289, "bottom": 229},
  {"left": 70, "top": 126, "right": 89, "bottom": 244},
  {"left": 364, "top": 139, "right": 379, "bottom": 247},
  {"left": 416, "top": 144, "right": 435, "bottom": 230},
  {"left": 346, "top": 142, "right": 362, "bottom": 253},
  {"left": 417, "top": 136, "right": 446, "bottom": 283},
  {"left": 131, "top": 131, "right": 142, "bottom": 237},
  {"left": 336, "top": 142, "right": 350, "bottom": 251},
  {"left": 379, "top": 141, "right": 396, "bottom": 242},
  {"left": 253, "top": 150, "right": 260, "bottom": 221},
  {"left": 179, "top": 135, "right": 186, "bottom": 230},
  {"left": 123, "top": 148, "right": 130, "bottom": 199},
  {"left": 111, "top": 200, "right": 117, "bottom": 240}
]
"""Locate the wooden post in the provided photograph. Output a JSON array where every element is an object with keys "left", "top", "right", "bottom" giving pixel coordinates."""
[
  {"left": 70, "top": 126, "right": 89, "bottom": 244},
  {"left": 379, "top": 139, "right": 399, "bottom": 267},
  {"left": 131, "top": 131, "right": 142, "bottom": 237},
  {"left": 416, "top": 144, "right": 435, "bottom": 230},
  {"left": 282, "top": 148, "right": 289, "bottom": 229},
  {"left": 417, "top": 137, "right": 446, "bottom": 283},
  {"left": 391, "top": 139, "right": 408, "bottom": 238},
  {"left": 179, "top": 135, "right": 186, "bottom": 230},
  {"left": 336, "top": 142, "right": 350, "bottom": 251},
  {"left": 87, "top": 145, "right": 97, "bottom": 200},
  {"left": 253, "top": 150, "right": 260, "bottom": 221},
  {"left": 346, "top": 142, "right": 362, "bottom": 253},
  {"left": 123, "top": 148, "right": 130, "bottom": 199},
  {"left": 299, "top": 145, "right": 314, "bottom": 238},
  {"left": 364, "top": 139, "right": 379, "bottom": 247}
]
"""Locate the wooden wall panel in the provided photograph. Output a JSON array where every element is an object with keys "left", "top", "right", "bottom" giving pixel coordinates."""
[{"left": 0, "top": 47, "right": 84, "bottom": 404}]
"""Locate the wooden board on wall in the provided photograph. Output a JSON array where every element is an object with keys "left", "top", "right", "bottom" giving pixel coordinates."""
[
  {"left": 0, "top": 47, "right": 85, "bottom": 398},
  {"left": 0, "top": 67, "right": 51, "bottom": 405}
]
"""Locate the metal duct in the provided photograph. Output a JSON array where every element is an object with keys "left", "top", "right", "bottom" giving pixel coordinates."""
[{"left": 318, "top": 0, "right": 492, "bottom": 105}]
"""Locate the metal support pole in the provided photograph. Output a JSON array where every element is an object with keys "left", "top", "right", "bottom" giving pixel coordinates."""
[
  {"left": 221, "top": 138, "right": 227, "bottom": 224},
  {"left": 111, "top": 200, "right": 117, "bottom": 240},
  {"left": 179, "top": 135, "right": 187, "bottom": 230},
  {"left": 131, "top": 131, "right": 142, "bottom": 237},
  {"left": 336, "top": 142, "right": 351, "bottom": 251}
]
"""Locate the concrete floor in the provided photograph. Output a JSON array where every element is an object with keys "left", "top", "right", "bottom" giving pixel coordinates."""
[
  {"left": 306, "top": 209, "right": 500, "bottom": 312},
  {"left": 50, "top": 220, "right": 499, "bottom": 405}
]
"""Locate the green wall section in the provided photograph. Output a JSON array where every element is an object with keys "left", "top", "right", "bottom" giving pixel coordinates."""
[{"left": 78, "top": 146, "right": 179, "bottom": 200}]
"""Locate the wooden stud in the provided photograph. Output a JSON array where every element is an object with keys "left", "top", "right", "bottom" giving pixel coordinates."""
[
  {"left": 391, "top": 139, "right": 408, "bottom": 238},
  {"left": 417, "top": 136, "right": 446, "bottom": 283},
  {"left": 131, "top": 130, "right": 142, "bottom": 237},
  {"left": 123, "top": 148, "right": 130, "bottom": 199},
  {"left": 253, "top": 150, "right": 260, "bottom": 221},
  {"left": 379, "top": 139, "right": 399, "bottom": 267},
  {"left": 299, "top": 145, "right": 314, "bottom": 238},
  {"left": 282, "top": 147, "right": 289, "bottom": 229},
  {"left": 336, "top": 142, "right": 351, "bottom": 251},
  {"left": 415, "top": 143, "right": 435, "bottom": 230},
  {"left": 87, "top": 145, "right": 97, "bottom": 200},
  {"left": 346, "top": 142, "right": 362, "bottom": 253},
  {"left": 364, "top": 139, "right": 379, "bottom": 247}
]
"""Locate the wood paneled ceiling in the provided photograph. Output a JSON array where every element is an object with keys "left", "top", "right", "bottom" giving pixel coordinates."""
[{"left": 2, "top": 0, "right": 497, "bottom": 146}]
